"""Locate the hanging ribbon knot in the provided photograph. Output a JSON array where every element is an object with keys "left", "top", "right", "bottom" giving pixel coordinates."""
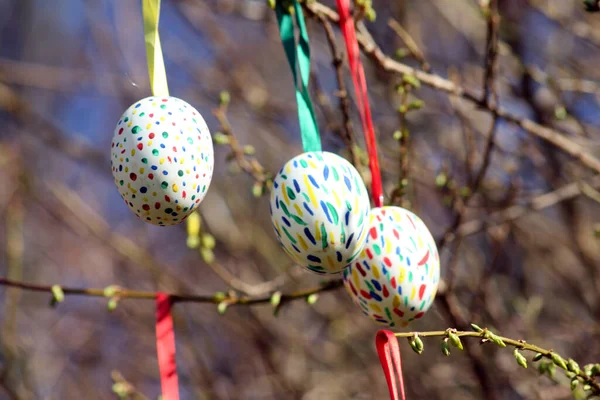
[
  {"left": 376, "top": 330, "right": 406, "bottom": 400},
  {"left": 335, "top": 0, "right": 384, "bottom": 207}
]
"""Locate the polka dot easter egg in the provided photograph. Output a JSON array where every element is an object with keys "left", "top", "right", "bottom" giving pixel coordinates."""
[
  {"left": 342, "top": 207, "right": 440, "bottom": 327},
  {"left": 111, "top": 96, "right": 213, "bottom": 226},
  {"left": 270, "top": 151, "right": 371, "bottom": 274}
]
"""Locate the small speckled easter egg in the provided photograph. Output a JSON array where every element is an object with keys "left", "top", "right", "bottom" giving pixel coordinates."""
[
  {"left": 269, "top": 151, "right": 371, "bottom": 274},
  {"left": 111, "top": 96, "right": 213, "bottom": 226},
  {"left": 342, "top": 207, "right": 440, "bottom": 327}
]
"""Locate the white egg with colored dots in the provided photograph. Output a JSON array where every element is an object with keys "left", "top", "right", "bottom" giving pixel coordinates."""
[
  {"left": 111, "top": 96, "right": 214, "bottom": 226},
  {"left": 342, "top": 207, "right": 440, "bottom": 327},
  {"left": 269, "top": 151, "right": 371, "bottom": 274}
]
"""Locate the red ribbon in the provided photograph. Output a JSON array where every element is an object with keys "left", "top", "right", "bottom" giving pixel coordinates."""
[
  {"left": 376, "top": 330, "right": 406, "bottom": 400},
  {"left": 156, "top": 293, "right": 180, "bottom": 400},
  {"left": 336, "top": 0, "right": 384, "bottom": 207}
]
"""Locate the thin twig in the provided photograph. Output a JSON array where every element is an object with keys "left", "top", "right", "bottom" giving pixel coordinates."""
[
  {"left": 387, "top": 18, "right": 430, "bottom": 72},
  {"left": 527, "top": 0, "right": 600, "bottom": 47},
  {"left": 0, "top": 276, "right": 343, "bottom": 307},
  {"left": 303, "top": 2, "right": 600, "bottom": 176},
  {"left": 456, "top": 174, "right": 600, "bottom": 237},
  {"left": 317, "top": 15, "right": 361, "bottom": 168},
  {"left": 205, "top": 261, "right": 300, "bottom": 297},
  {"left": 395, "top": 328, "right": 600, "bottom": 396},
  {"left": 482, "top": 0, "right": 500, "bottom": 108},
  {"left": 213, "top": 98, "right": 271, "bottom": 185},
  {"left": 438, "top": 0, "right": 501, "bottom": 261},
  {"left": 390, "top": 83, "right": 411, "bottom": 207},
  {"left": 111, "top": 371, "right": 151, "bottom": 400}
]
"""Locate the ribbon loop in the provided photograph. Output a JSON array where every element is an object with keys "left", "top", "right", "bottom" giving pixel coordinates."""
[
  {"left": 156, "top": 293, "right": 180, "bottom": 400},
  {"left": 275, "top": 0, "right": 322, "bottom": 153},
  {"left": 376, "top": 330, "right": 406, "bottom": 400},
  {"left": 335, "top": 0, "right": 384, "bottom": 207},
  {"left": 142, "top": 0, "right": 169, "bottom": 96}
]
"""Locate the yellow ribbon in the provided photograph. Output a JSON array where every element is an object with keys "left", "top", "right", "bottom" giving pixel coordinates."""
[{"left": 142, "top": 0, "right": 169, "bottom": 96}]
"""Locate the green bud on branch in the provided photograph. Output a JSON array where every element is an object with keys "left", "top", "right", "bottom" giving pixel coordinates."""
[
  {"left": 567, "top": 359, "right": 581, "bottom": 375},
  {"left": 365, "top": 8, "right": 376, "bottom": 21},
  {"left": 435, "top": 173, "right": 448, "bottom": 188},
  {"left": 104, "top": 285, "right": 119, "bottom": 298},
  {"left": 570, "top": 378, "right": 579, "bottom": 391},
  {"left": 514, "top": 348, "right": 527, "bottom": 369},
  {"left": 213, "top": 132, "right": 230, "bottom": 145},
  {"left": 219, "top": 91, "right": 231, "bottom": 106},
  {"left": 306, "top": 294, "right": 318, "bottom": 305},
  {"left": 201, "top": 234, "right": 216, "bottom": 250},
  {"left": 112, "top": 382, "right": 130, "bottom": 398},
  {"left": 484, "top": 331, "right": 506, "bottom": 347},
  {"left": 217, "top": 301, "right": 228, "bottom": 315},
  {"left": 547, "top": 362, "right": 557, "bottom": 378},
  {"left": 448, "top": 330, "right": 463, "bottom": 350},
  {"left": 532, "top": 353, "right": 544, "bottom": 362},
  {"left": 554, "top": 105, "right": 567, "bottom": 120},
  {"left": 186, "top": 212, "right": 201, "bottom": 248},
  {"left": 538, "top": 360, "right": 548, "bottom": 374},
  {"left": 550, "top": 352, "right": 568, "bottom": 370},
  {"left": 252, "top": 181, "right": 264, "bottom": 198},
  {"left": 408, "top": 100, "right": 424, "bottom": 110},
  {"left": 402, "top": 74, "right": 421, "bottom": 89},
  {"left": 213, "top": 292, "right": 226, "bottom": 302},
  {"left": 200, "top": 248, "right": 215, "bottom": 264},
  {"left": 441, "top": 338, "right": 450, "bottom": 356},
  {"left": 409, "top": 334, "right": 424, "bottom": 354},
  {"left": 270, "top": 291, "right": 282, "bottom": 308},
  {"left": 395, "top": 48, "right": 409, "bottom": 59},
  {"left": 107, "top": 297, "right": 119, "bottom": 312},
  {"left": 51, "top": 285, "right": 64, "bottom": 304}
]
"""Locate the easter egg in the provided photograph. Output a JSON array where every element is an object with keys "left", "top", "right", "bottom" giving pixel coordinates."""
[
  {"left": 269, "top": 151, "right": 371, "bottom": 274},
  {"left": 342, "top": 207, "right": 440, "bottom": 327},
  {"left": 111, "top": 96, "right": 213, "bottom": 226}
]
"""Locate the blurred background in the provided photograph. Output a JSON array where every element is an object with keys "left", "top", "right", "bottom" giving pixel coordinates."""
[{"left": 0, "top": 0, "right": 599, "bottom": 399}]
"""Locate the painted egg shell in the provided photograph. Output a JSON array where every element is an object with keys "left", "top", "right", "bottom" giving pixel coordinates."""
[
  {"left": 269, "top": 151, "right": 371, "bottom": 274},
  {"left": 342, "top": 206, "right": 440, "bottom": 327},
  {"left": 111, "top": 96, "right": 214, "bottom": 226}
]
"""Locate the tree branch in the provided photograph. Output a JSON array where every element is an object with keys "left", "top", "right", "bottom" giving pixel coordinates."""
[
  {"left": 0, "top": 276, "right": 343, "bottom": 307},
  {"left": 396, "top": 327, "right": 600, "bottom": 396},
  {"left": 304, "top": 2, "right": 600, "bottom": 175}
]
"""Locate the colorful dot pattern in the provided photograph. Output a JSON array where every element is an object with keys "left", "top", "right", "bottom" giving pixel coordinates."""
[
  {"left": 111, "top": 96, "right": 214, "bottom": 226},
  {"left": 342, "top": 207, "right": 440, "bottom": 327},
  {"left": 269, "top": 151, "right": 371, "bottom": 274}
]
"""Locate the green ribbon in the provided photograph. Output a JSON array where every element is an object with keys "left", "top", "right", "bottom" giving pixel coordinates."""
[{"left": 275, "top": 1, "right": 322, "bottom": 152}]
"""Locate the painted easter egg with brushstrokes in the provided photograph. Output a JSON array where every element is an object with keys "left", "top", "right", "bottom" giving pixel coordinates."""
[
  {"left": 342, "top": 206, "right": 440, "bottom": 327},
  {"left": 269, "top": 151, "right": 371, "bottom": 274},
  {"left": 111, "top": 96, "right": 213, "bottom": 226}
]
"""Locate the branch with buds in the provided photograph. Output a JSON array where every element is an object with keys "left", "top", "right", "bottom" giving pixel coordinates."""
[{"left": 399, "top": 324, "right": 600, "bottom": 396}]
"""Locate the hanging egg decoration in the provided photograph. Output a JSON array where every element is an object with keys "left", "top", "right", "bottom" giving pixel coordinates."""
[
  {"left": 111, "top": 96, "right": 214, "bottom": 226},
  {"left": 342, "top": 207, "right": 440, "bottom": 327},
  {"left": 270, "top": 151, "right": 371, "bottom": 274}
]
